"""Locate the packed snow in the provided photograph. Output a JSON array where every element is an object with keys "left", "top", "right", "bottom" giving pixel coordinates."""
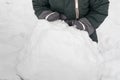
[
  {"left": 0, "top": 0, "right": 120, "bottom": 80},
  {"left": 16, "top": 20, "right": 103, "bottom": 80}
]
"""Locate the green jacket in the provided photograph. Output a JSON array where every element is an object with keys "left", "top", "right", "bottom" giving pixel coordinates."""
[{"left": 32, "top": 0, "right": 109, "bottom": 42}]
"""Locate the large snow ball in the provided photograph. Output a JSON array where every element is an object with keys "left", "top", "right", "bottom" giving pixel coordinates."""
[{"left": 16, "top": 20, "right": 103, "bottom": 80}]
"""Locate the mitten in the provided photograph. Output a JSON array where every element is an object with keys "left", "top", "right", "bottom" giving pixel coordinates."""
[
  {"left": 73, "top": 18, "right": 94, "bottom": 35},
  {"left": 38, "top": 10, "right": 60, "bottom": 21}
]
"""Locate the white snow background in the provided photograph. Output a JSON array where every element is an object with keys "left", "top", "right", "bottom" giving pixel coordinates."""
[{"left": 0, "top": 0, "right": 120, "bottom": 80}]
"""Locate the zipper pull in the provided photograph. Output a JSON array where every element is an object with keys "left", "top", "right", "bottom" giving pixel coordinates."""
[{"left": 75, "top": 0, "right": 79, "bottom": 19}]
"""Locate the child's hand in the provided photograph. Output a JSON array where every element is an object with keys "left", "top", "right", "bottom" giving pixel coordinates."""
[
  {"left": 38, "top": 10, "right": 60, "bottom": 21},
  {"left": 73, "top": 20, "right": 85, "bottom": 30},
  {"left": 59, "top": 15, "right": 94, "bottom": 35},
  {"left": 73, "top": 18, "right": 94, "bottom": 35}
]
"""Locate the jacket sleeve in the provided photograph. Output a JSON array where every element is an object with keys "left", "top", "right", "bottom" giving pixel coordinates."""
[
  {"left": 85, "top": 0, "right": 109, "bottom": 29},
  {"left": 32, "top": 0, "right": 50, "bottom": 18}
]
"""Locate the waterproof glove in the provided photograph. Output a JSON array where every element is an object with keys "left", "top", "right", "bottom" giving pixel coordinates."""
[
  {"left": 38, "top": 10, "right": 60, "bottom": 21},
  {"left": 73, "top": 18, "right": 95, "bottom": 35}
]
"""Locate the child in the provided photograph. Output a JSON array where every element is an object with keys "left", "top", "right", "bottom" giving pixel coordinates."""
[{"left": 32, "top": 0, "right": 109, "bottom": 42}]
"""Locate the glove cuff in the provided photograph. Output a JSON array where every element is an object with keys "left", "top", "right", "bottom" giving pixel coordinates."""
[
  {"left": 78, "top": 21, "right": 86, "bottom": 30},
  {"left": 38, "top": 10, "right": 53, "bottom": 19},
  {"left": 45, "top": 12, "right": 56, "bottom": 20},
  {"left": 79, "top": 18, "right": 95, "bottom": 35},
  {"left": 38, "top": 10, "right": 60, "bottom": 21}
]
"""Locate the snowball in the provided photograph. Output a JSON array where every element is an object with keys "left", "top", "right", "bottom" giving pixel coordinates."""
[{"left": 16, "top": 20, "right": 103, "bottom": 80}]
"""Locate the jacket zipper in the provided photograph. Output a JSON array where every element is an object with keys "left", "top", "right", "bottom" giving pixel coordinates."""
[{"left": 74, "top": 0, "right": 79, "bottom": 19}]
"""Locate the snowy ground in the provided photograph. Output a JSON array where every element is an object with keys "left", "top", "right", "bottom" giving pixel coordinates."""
[{"left": 0, "top": 0, "right": 120, "bottom": 80}]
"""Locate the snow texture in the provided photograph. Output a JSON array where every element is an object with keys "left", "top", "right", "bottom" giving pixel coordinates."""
[
  {"left": 17, "top": 20, "right": 103, "bottom": 80},
  {"left": 0, "top": 0, "right": 120, "bottom": 80}
]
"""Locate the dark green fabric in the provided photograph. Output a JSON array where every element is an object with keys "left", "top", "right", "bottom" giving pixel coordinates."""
[
  {"left": 32, "top": 0, "right": 109, "bottom": 42},
  {"left": 90, "top": 31, "right": 98, "bottom": 42}
]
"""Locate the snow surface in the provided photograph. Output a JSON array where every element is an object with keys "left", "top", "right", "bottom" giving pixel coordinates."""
[
  {"left": 16, "top": 20, "right": 103, "bottom": 80},
  {"left": 0, "top": 0, "right": 120, "bottom": 80}
]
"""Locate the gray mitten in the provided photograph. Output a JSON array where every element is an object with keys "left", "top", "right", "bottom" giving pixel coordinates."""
[
  {"left": 73, "top": 18, "right": 95, "bottom": 35},
  {"left": 38, "top": 10, "right": 60, "bottom": 21}
]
